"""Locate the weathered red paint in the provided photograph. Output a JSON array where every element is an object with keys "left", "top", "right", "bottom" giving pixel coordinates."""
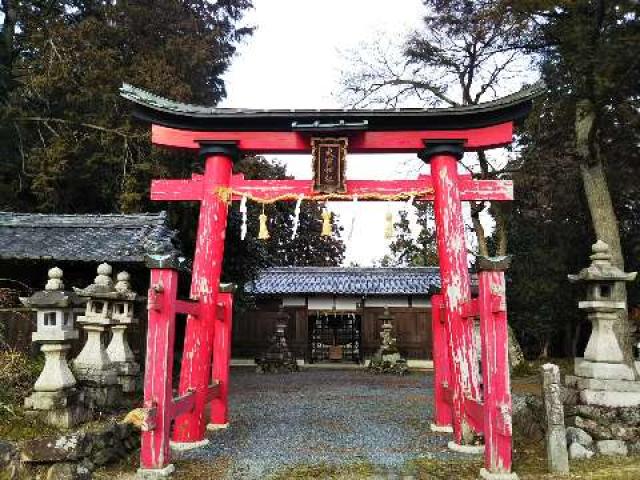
[
  {"left": 151, "top": 175, "right": 513, "bottom": 203},
  {"left": 479, "top": 269, "right": 514, "bottom": 474},
  {"left": 464, "top": 397, "right": 484, "bottom": 435},
  {"left": 140, "top": 268, "right": 179, "bottom": 471},
  {"left": 430, "top": 294, "right": 453, "bottom": 429},
  {"left": 170, "top": 391, "right": 197, "bottom": 419},
  {"left": 429, "top": 152, "right": 481, "bottom": 444},
  {"left": 209, "top": 292, "right": 234, "bottom": 427},
  {"left": 142, "top": 129, "right": 519, "bottom": 475},
  {"left": 173, "top": 153, "right": 233, "bottom": 444},
  {"left": 152, "top": 122, "right": 514, "bottom": 153}
]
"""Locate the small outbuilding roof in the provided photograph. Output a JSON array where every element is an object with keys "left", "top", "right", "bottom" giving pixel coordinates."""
[
  {"left": 246, "top": 266, "right": 442, "bottom": 296},
  {"left": 0, "top": 211, "right": 180, "bottom": 263}
]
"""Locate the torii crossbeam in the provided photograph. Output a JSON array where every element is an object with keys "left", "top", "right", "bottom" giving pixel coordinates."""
[{"left": 122, "top": 82, "right": 543, "bottom": 480}]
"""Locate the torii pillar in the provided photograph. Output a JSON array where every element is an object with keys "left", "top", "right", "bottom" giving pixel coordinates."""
[
  {"left": 170, "top": 141, "right": 236, "bottom": 448},
  {"left": 420, "top": 140, "right": 481, "bottom": 445}
]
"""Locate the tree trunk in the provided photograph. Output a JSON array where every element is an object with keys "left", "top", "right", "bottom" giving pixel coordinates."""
[{"left": 575, "top": 98, "right": 634, "bottom": 370}]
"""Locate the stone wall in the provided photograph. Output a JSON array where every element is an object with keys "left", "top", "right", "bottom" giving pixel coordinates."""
[{"left": 0, "top": 421, "right": 140, "bottom": 479}]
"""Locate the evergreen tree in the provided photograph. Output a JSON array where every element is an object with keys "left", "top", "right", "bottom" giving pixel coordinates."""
[{"left": 388, "top": 203, "right": 438, "bottom": 266}]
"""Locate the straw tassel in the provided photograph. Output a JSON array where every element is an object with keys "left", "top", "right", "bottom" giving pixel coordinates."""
[
  {"left": 384, "top": 210, "right": 394, "bottom": 239},
  {"left": 321, "top": 208, "right": 332, "bottom": 237},
  {"left": 258, "top": 206, "right": 270, "bottom": 240}
]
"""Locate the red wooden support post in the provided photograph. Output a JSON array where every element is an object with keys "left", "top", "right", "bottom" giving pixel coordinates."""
[
  {"left": 478, "top": 256, "right": 517, "bottom": 480},
  {"left": 420, "top": 141, "right": 481, "bottom": 445},
  {"left": 208, "top": 286, "right": 235, "bottom": 429},
  {"left": 172, "top": 142, "right": 236, "bottom": 448},
  {"left": 139, "top": 262, "right": 179, "bottom": 476},
  {"left": 430, "top": 294, "right": 453, "bottom": 432}
]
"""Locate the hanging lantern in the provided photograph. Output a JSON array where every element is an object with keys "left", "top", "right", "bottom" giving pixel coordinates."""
[
  {"left": 321, "top": 208, "right": 332, "bottom": 237},
  {"left": 384, "top": 210, "right": 394, "bottom": 239},
  {"left": 258, "top": 207, "right": 270, "bottom": 240}
]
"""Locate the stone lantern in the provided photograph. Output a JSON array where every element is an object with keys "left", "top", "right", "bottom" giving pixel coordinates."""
[
  {"left": 20, "top": 267, "right": 85, "bottom": 427},
  {"left": 255, "top": 308, "right": 298, "bottom": 373},
  {"left": 72, "top": 263, "right": 121, "bottom": 407},
  {"left": 569, "top": 240, "right": 639, "bottom": 406},
  {"left": 105, "top": 271, "right": 140, "bottom": 393},
  {"left": 369, "top": 307, "right": 408, "bottom": 374}
]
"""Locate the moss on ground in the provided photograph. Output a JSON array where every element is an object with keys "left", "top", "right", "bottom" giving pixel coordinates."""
[{"left": 270, "top": 461, "right": 378, "bottom": 480}]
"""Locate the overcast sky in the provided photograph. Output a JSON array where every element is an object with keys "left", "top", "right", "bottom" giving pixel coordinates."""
[{"left": 219, "top": 0, "right": 488, "bottom": 265}]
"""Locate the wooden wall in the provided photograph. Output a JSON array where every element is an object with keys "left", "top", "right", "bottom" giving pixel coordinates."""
[{"left": 232, "top": 299, "right": 432, "bottom": 362}]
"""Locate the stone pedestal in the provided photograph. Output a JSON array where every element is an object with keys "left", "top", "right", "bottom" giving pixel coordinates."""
[
  {"left": 24, "top": 389, "right": 87, "bottom": 428},
  {"left": 106, "top": 324, "right": 140, "bottom": 393},
  {"left": 35, "top": 344, "right": 77, "bottom": 391},
  {"left": 73, "top": 324, "right": 121, "bottom": 408}
]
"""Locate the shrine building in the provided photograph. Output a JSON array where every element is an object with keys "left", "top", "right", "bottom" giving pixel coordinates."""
[{"left": 234, "top": 266, "right": 447, "bottom": 365}]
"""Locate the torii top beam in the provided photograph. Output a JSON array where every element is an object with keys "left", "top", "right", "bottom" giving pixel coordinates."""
[{"left": 120, "top": 83, "right": 544, "bottom": 154}]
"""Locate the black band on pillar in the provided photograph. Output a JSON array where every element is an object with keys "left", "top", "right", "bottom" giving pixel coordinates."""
[
  {"left": 197, "top": 140, "right": 239, "bottom": 161},
  {"left": 418, "top": 139, "right": 465, "bottom": 163}
]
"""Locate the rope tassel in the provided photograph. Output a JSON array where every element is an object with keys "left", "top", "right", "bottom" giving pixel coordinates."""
[
  {"left": 321, "top": 208, "right": 332, "bottom": 237},
  {"left": 258, "top": 206, "right": 270, "bottom": 240},
  {"left": 384, "top": 211, "right": 394, "bottom": 239}
]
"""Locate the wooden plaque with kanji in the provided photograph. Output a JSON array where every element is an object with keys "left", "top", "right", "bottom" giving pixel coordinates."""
[{"left": 312, "top": 137, "right": 347, "bottom": 193}]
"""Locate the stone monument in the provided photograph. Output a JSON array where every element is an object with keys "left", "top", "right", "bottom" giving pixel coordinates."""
[
  {"left": 20, "top": 267, "right": 86, "bottom": 427},
  {"left": 72, "top": 263, "right": 122, "bottom": 409},
  {"left": 255, "top": 308, "right": 298, "bottom": 373},
  {"left": 568, "top": 240, "right": 639, "bottom": 407},
  {"left": 105, "top": 271, "right": 140, "bottom": 393},
  {"left": 542, "top": 363, "right": 569, "bottom": 473},
  {"left": 369, "top": 307, "right": 408, "bottom": 375}
]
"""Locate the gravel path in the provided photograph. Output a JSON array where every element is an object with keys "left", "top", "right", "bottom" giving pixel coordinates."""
[{"left": 179, "top": 368, "right": 462, "bottom": 479}]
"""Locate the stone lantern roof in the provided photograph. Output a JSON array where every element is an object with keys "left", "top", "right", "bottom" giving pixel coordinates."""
[
  {"left": 568, "top": 240, "right": 637, "bottom": 284},
  {"left": 73, "top": 263, "right": 136, "bottom": 301},
  {"left": 20, "top": 267, "right": 83, "bottom": 309}
]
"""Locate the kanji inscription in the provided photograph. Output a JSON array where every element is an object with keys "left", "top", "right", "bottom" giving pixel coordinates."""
[{"left": 312, "top": 137, "right": 347, "bottom": 193}]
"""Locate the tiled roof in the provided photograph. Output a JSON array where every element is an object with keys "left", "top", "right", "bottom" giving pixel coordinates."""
[
  {"left": 246, "top": 267, "right": 442, "bottom": 296},
  {"left": 121, "top": 82, "right": 545, "bottom": 132},
  {"left": 0, "top": 212, "right": 180, "bottom": 263}
]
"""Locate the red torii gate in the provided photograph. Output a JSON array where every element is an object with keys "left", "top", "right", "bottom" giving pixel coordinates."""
[{"left": 122, "top": 83, "right": 542, "bottom": 479}]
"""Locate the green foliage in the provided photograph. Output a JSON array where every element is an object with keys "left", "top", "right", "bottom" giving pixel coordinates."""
[
  {"left": 1, "top": 0, "right": 253, "bottom": 212},
  {"left": 387, "top": 202, "right": 438, "bottom": 267},
  {"left": 0, "top": 349, "right": 43, "bottom": 419},
  {"left": 222, "top": 156, "right": 345, "bottom": 307},
  {"left": 504, "top": 1, "right": 640, "bottom": 356},
  {"left": 0, "top": 1, "right": 345, "bottom": 298}
]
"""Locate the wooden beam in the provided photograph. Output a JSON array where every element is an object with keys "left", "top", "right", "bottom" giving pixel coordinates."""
[
  {"left": 228, "top": 175, "right": 513, "bottom": 202},
  {"left": 151, "top": 175, "right": 203, "bottom": 202},
  {"left": 465, "top": 397, "right": 485, "bottom": 435},
  {"left": 150, "top": 174, "right": 513, "bottom": 204},
  {"left": 171, "top": 390, "right": 196, "bottom": 419},
  {"left": 175, "top": 300, "right": 200, "bottom": 317},
  {"left": 152, "top": 123, "right": 514, "bottom": 153},
  {"left": 206, "top": 381, "right": 221, "bottom": 403},
  {"left": 461, "top": 299, "right": 479, "bottom": 319}
]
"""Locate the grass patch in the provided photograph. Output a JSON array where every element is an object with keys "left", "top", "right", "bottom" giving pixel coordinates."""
[
  {"left": 0, "top": 349, "right": 60, "bottom": 441},
  {"left": 405, "top": 457, "right": 483, "bottom": 479}
]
